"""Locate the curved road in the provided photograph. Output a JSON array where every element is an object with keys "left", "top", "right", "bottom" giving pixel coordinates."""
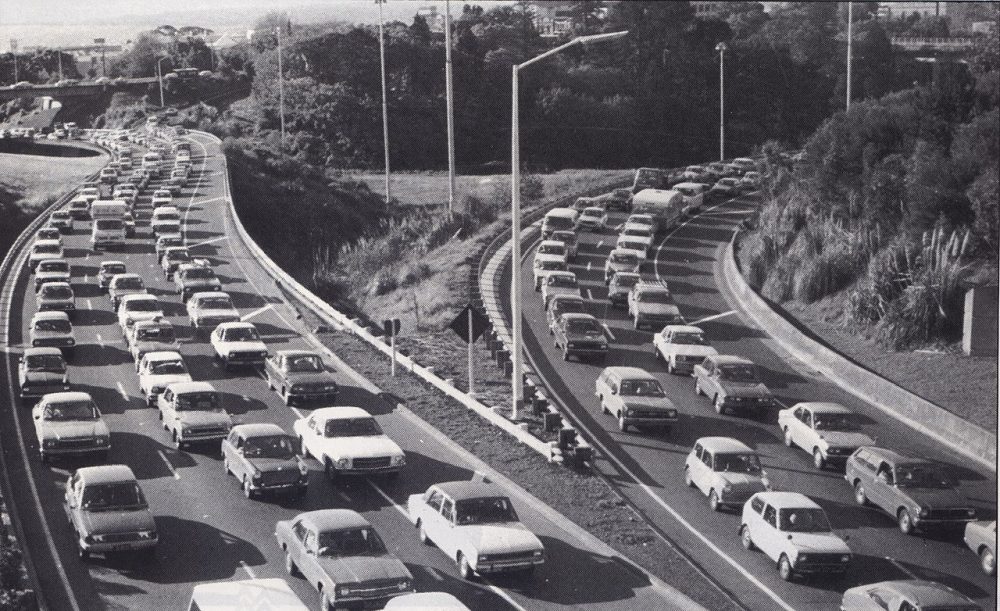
[
  {"left": 0, "top": 132, "right": 683, "bottom": 611},
  {"left": 513, "top": 191, "right": 997, "bottom": 611}
]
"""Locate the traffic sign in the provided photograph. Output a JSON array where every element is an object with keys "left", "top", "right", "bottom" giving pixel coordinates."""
[
  {"left": 450, "top": 304, "right": 489, "bottom": 344},
  {"left": 383, "top": 318, "right": 401, "bottom": 337}
]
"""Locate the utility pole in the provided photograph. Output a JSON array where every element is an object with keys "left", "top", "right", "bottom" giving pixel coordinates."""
[
  {"left": 445, "top": 0, "right": 456, "bottom": 216},
  {"left": 715, "top": 42, "right": 727, "bottom": 162},
  {"left": 276, "top": 26, "right": 285, "bottom": 148},
  {"left": 57, "top": 49, "right": 63, "bottom": 80},
  {"left": 377, "top": 0, "right": 391, "bottom": 204},
  {"left": 846, "top": 1, "right": 853, "bottom": 111}
]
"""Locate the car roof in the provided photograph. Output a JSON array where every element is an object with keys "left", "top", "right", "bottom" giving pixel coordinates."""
[
  {"left": 865, "top": 580, "right": 975, "bottom": 606},
  {"left": 24, "top": 347, "right": 63, "bottom": 357},
  {"left": 546, "top": 208, "right": 577, "bottom": 218},
  {"left": 112, "top": 273, "right": 143, "bottom": 280},
  {"left": 76, "top": 464, "right": 138, "bottom": 485},
  {"left": 40, "top": 391, "right": 91, "bottom": 403},
  {"left": 754, "top": 492, "right": 819, "bottom": 510},
  {"left": 697, "top": 437, "right": 754, "bottom": 454},
  {"left": 191, "top": 291, "right": 230, "bottom": 299},
  {"left": 276, "top": 349, "right": 320, "bottom": 358},
  {"left": 37, "top": 258, "right": 68, "bottom": 266},
  {"left": 547, "top": 271, "right": 576, "bottom": 279},
  {"left": 583, "top": 206, "right": 605, "bottom": 213},
  {"left": 133, "top": 318, "right": 171, "bottom": 329},
  {"left": 310, "top": 406, "right": 373, "bottom": 421},
  {"left": 39, "top": 281, "right": 71, "bottom": 289},
  {"left": 635, "top": 283, "right": 669, "bottom": 293},
  {"left": 216, "top": 322, "right": 255, "bottom": 330},
  {"left": 791, "top": 402, "right": 852, "bottom": 415},
  {"left": 435, "top": 481, "right": 507, "bottom": 502},
  {"left": 166, "top": 381, "right": 216, "bottom": 394},
  {"left": 121, "top": 293, "right": 157, "bottom": 303},
  {"left": 712, "top": 355, "right": 755, "bottom": 366},
  {"left": 539, "top": 240, "right": 565, "bottom": 248},
  {"left": 858, "top": 446, "right": 928, "bottom": 466},
  {"left": 609, "top": 248, "right": 638, "bottom": 257},
  {"left": 560, "top": 313, "right": 598, "bottom": 323},
  {"left": 189, "top": 579, "right": 307, "bottom": 611},
  {"left": 231, "top": 423, "right": 288, "bottom": 438},
  {"left": 612, "top": 272, "right": 641, "bottom": 280},
  {"left": 602, "top": 366, "right": 656, "bottom": 380},
  {"left": 143, "top": 350, "right": 183, "bottom": 361},
  {"left": 673, "top": 182, "right": 708, "bottom": 189},
  {"left": 32, "top": 311, "right": 69, "bottom": 321},
  {"left": 33, "top": 239, "right": 61, "bottom": 248},
  {"left": 663, "top": 325, "right": 704, "bottom": 334},
  {"left": 100, "top": 260, "right": 126, "bottom": 268},
  {"left": 299, "top": 509, "right": 370, "bottom": 532}
]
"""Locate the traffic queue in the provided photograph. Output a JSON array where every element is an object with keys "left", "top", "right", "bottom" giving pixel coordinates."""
[
  {"left": 16, "top": 124, "right": 544, "bottom": 610},
  {"left": 529, "top": 161, "right": 993, "bottom": 606}
]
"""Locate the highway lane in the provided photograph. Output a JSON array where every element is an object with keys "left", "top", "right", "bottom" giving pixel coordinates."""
[
  {"left": 514, "top": 191, "right": 998, "bottom": 611},
  {"left": 1, "top": 131, "right": 682, "bottom": 610}
]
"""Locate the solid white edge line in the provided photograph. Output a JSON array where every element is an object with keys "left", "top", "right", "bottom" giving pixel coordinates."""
[
  {"left": 239, "top": 560, "right": 257, "bottom": 579},
  {"left": 240, "top": 304, "right": 273, "bottom": 322},
  {"left": 689, "top": 310, "right": 736, "bottom": 326},
  {"left": 601, "top": 323, "right": 616, "bottom": 341}
]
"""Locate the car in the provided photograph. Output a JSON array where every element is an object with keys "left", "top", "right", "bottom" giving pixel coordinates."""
[
  {"left": 730, "top": 157, "right": 757, "bottom": 173},
  {"left": 384, "top": 592, "right": 470, "bottom": 610},
  {"left": 108, "top": 273, "right": 146, "bottom": 310},
  {"left": 33, "top": 392, "right": 110, "bottom": 463},
  {"left": 684, "top": 437, "right": 770, "bottom": 511},
  {"left": 210, "top": 322, "right": 268, "bottom": 369},
  {"left": 98, "top": 167, "right": 118, "bottom": 184},
  {"left": 174, "top": 263, "right": 222, "bottom": 300},
  {"left": 595, "top": 366, "right": 678, "bottom": 433},
  {"left": 18, "top": 347, "right": 70, "bottom": 399},
  {"left": 67, "top": 197, "right": 91, "bottom": 220},
  {"left": 541, "top": 271, "right": 581, "bottom": 308},
  {"left": 276, "top": 509, "right": 413, "bottom": 609},
  {"left": 78, "top": 187, "right": 100, "bottom": 204},
  {"left": 710, "top": 177, "right": 742, "bottom": 198},
  {"left": 845, "top": 447, "right": 976, "bottom": 534},
  {"left": 222, "top": 424, "right": 308, "bottom": 499},
  {"left": 187, "top": 291, "right": 241, "bottom": 337},
  {"left": 534, "top": 240, "right": 567, "bottom": 267},
  {"left": 36, "top": 226, "right": 63, "bottom": 246},
  {"left": 682, "top": 165, "right": 708, "bottom": 181},
  {"left": 293, "top": 406, "right": 405, "bottom": 483},
  {"left": 152, "top": 207, "right": 182, "bottom": 237},
  {"left": 577, "top": 206, "right": 608, "bottom": 231},
  {"left": 739, "top": 171, "right": 761, "bottom": 190},
  {"left": 128, "top": 318, "right": 178, "bottom": 366},
  {"left": 533, "top": 258, "right": 568, "bottom": 291},
  {"left": 606, "top": 187, "right": 633, "bottom": 212},
  {"left": 93, "top": 76, "right": 111, "bottom": 85},
  {"left": 693, "top": 355, "right": 773, "bottom": 415},
  {"left": 549, "top": 230, "right": 578, "bottom": 261},
  {"left": 707, "top": 161, "right": 735, "bottom": 179},
  {"left": 628, "top": 283, "right": 682, "bottom": 330},
  {"left": 552, "top": 313, "right": 608, "bottom": 361},
  {"left": 616, "top": 234, "right": 649, "bottom": 262},
  {"left": 619, "top": 223, "right": 654, "bottom": 256},
  {"left": 964, "top": 520, "right": 996, "bottom": 576},
  {"left": 157, "top": 381, "right": 232, "bottom": 449},
  {"left": 407, "top": 481, "right": 545, "bottom": 579},
  {"left": 49, "top": 210, "right": 73, "bottom": 233},
  {"left": 741, "top": 492, "right": 851, "bottom": 581},
  {"left": 777, "top": 402, "right": 875, "bottom": 469},
  {"left": 187, "top": 579, "right": 309, "bottom": 611},
  {"left": 155, "top": 234, "right": 184, "bottom": 262},
  {"left": 840, "top": 580, "right": 982, "bottom": 611},
  {"left": 29, "top": 311, "right": 75, "bottom": 355},
  {"left": 653, "top": 325, "right": 718, "bottom": 375},
  {"left": 29, "top": 239, "right": 64, "bottom": 271},
  {"left": 604, "top": 249, "right": 641, "bottom": 284},
  {"left": 265, "top": 350, "right": 339, "bottom": 406},
  {"left": 36, "top": 281, "right": 76, "bottom": 316},
  {"left": 602, "top": 272, "right": 639, "bottom": 311},
  {"left": 137, "top": 351, "right": 192, "bottom": 407},
  {"left": 97, "top": 260, "right": 127, "bottom": 291},
  {"left": 64, "top": 465, "right": 157, "bottom": 560},
  {"left": 161, "top": 246, "right": 191, "bottom": 278},
  {"left": 118, "top": 294, "right": 164, "bottom": 336},
  {"left": 55, "top": 78, "right": 79, "bottom": 87},
  {"left": 164, "top": 180, "right": 184, "bottom": 197},
  {"left": 34, "top": 259, "right": 71, "bottom": 291},
  {"left": 545, "top": 294, "right": 587, "bottom": 335}
]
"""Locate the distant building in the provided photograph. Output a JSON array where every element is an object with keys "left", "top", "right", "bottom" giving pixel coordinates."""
[
  {"left": 416, "top": 6, "right": 446, "bottom": 34},
  {"left": 877, "top": 2, "right": 947, "bottom": 21},
  {"left": 532, "top": 1, "right": 575, "bottom": 37},
  {"left": 691, "top": 2, "right": 729, "bottom": 19}
]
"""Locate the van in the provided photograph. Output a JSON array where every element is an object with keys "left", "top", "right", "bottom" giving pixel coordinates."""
[
  {"left": 631, "top": 167, "right": 673, "bottom": 194},
  {"left": 541, "top": 208, "right": 579, "bottom": 240},
  {"left": 90, "top": 201, "right": 129, "bottom": 250},
  {"left": 672, "top": 182, "right": 709, "bottom": 214},
  {"left": 630, "top": 189, "right": 685, "bottom": 233},
  {"left": 186, "top": 578, "right": 308, "bottom": 611}
]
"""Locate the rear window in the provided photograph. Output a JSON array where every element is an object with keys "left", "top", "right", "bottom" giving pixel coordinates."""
[
  {"left": 95, "top": 219, "right": 123, "bottom": 230},
  {"left": 545, "top": 216, "right": 575, "bottom": 230}
]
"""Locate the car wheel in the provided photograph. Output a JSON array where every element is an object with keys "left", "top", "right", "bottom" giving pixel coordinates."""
[
  {"left": 284, "top": 550, "right": 299, "bottom": 577},
  {"left": 898, "top": 509, "right": 914, "bottom": 535},
  {"left": 740, "top": 525, "right": 755, "bottom": 550},
  {"left": 617, "top": 413, "right": 628, "bottom": 432},
  {"left": 684, "top": 468, "right": 694, "bottom": 487},
  {"left": 299, "top": 437, "right": 309, "bottom": 459},
  {"left": 78, "top": 545, "right": 89, "bottom": 561},
  {"left": 980, "top": 546, "right": 996, "bottom": 576},
  {"left": 714, "top": 395, "right": 725, "bottom": 414},
  {"left": 562, "top": 350, "right": 570, "bottom": 361},
  {"left": 812, "top": 448, "right": 825, "bottom": 470},
  {"left": 266, "top": 374, "right": 275, "bottom": 391},
  {"left": 783, "top": 427, "right": 793, "bottom": 447},
  {"left": 695, "top": 380, "right": 703, "bottom": 396},
  {"left": 417, "top": 521, "right": 431, "bottom": 545},
  {"left": 458, "top": 552, "right": 474, "bottom": 580},
  {"left": 242, "top": 476, "right": 255, "bottom": 499},
  {"left": 778, "top": 555, "right": 794, "bottom": 581},
  {"left": 854, "top": 482, "right": 868, "bottom": 506},
  {"left": 319, "top": 588, "right": 332, "bottom": 611},
  {"left": 223, "top": 457, "right": 230, "bottom": 476},
  {"left": 282, "top": 387, "right": 292, "bottom": 406},
  {"left": 324, "top": 458, "right": 337, "bottom": 483},
  {"left": 709, "top": 490, "right": 721, "bottom": 512}
]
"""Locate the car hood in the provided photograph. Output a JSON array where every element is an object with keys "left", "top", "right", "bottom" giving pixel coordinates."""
[
  {"left": 902, "top": 487, "right": 968, "bottom": 509},
  {"left": 623, "top": 397, "right": 674, "bottom": 411},
  {"left": 248, "top": 456, "right": 302, "bottom": 473},
  {"left": 25, "top": 370, "right": 66, "bottom": 384},
  {"left": 788, "top": 532, "right": 851, "bottom": 554},
  {"left": 32, "top": 330, "right": 73, "bottom": 340},
  {"left": 124, "top": 311, "right": 164, "bottom": 324},
  {"left": 195, "top": 307, "right": 239, "bottom": 319},
  {"left": 112, "top": 288, "right": 144, "bottom": 299},
  {"left": 534, "top": 253, "right": 565, "bottom": 265},
  {"left": 144, "top": 373, "right": 192, "bottom": 389},
  {"left": 133, "top": 340, "right": 178, "bottom": 354},
  {"left": 216, "top": 340, "right": 268, "bottom": 352},
  {"left": 37, "top": 271, "right": 70, "bottom": 282},
  {"left": 715, "top": 472, "right": 768, "bottom": 489},
  {"left": 661, "top": 344, "right": 717, "bottom": 358},
  {"left": 285, "top": 371, "right": 337, "bottom": 386},
  {"left": 80, "top": 508, "right": 155, "bottom": 535},
  {"left": 817, "top": 431, "right": 875, "bottom": 448},
  {"left": 317, "top": 554, "right": 411, "bottom": 585},
  {"left": 460, "top": 523, "right": 543, "bottom": 555},
  {"left": 43, "top": 420, "right": 108, "bottom": 439},
  {"left": 325, "top": 435, "right": 402, "bottom": 459},
  {"left": 634, "top": 303, "right": 677, "bottom": 315},
  {"left": 719, "top": 381, "right": 771, "bottom": 398},
  {"left": 177, "top": 411, "right": 232, "bottom": 427},
  {"left": 608, "top": 261, "right": 639, "bottom": 271}
]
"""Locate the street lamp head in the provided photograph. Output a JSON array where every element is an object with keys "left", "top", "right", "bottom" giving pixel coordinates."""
[
  {"left": 578, "top": 30, "right": 629, "bottom": 46},
  {"left": 715, "top": 42, "right": 728, "bottom": 53}
]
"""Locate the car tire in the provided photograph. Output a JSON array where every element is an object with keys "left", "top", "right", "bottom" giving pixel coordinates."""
[
  {"left": 242, "top": 476, "right": 255, "bottom": 499},
  {"left": 223, "top": 457, "right": 230, "bottom": 476},
  {"left": 980, "top": 546, "right": 996, "bottom": 576},
  {"left": 854, "top": 482, "right": 868, "bottom": 506},
  {"left": 266, "top": 374, "right": 275, "bottom": 391},
  {"left": 562, "top": 350, "right": 570, "bottom": 361},
  {"left": 617, "top": 413, "right": 628, "bottom": 432},
  {"left": 709, "top": 490, "right": 721, "bottom": 512},
  {"left": 812, "top": 448, "right": 825, "bottom": 470},
  {"left": 324, "top": 458, "right": 337, "bottom": 483},
  {"left": 418, "top": 521, "right": 431, "bottom": 545},
  {"left": 78, "top": 545, "right": 89, "bottom": 561},
  {"left": 897, "top": 509, "right": 914, "bottom": 535},
  {"left": 458, "top": 552, "right": 474, "bottom": 580},
  {"left": 299, "top": 437, "right": 309, "bottom": 459},
  {"left": 783, "top": 428, "right": 794, "bottom": 447},
  {"left": 740, "top": 525, "right": 754, "bottom": 550},
  {"left": 39, "top": 452, "right": 48, "bottom": 464},
  {"left": 778, "top": 554, "right": 794, "bottom": 581},
  {"left": 714, "top": 394, "right": 725, "bottom": 414},
  {"left": 684, "top": 467, "right": 694, "bottom": 487},
  {"left": 695, "top": 380, "right": 703, "bottom": 396},
  {"left": 319, "top": 588, "right": 331, "bottom": 611}
]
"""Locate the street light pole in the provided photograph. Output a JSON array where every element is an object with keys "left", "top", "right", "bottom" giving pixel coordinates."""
[
  {"left": 715, "top": 42, "right": 727, "bottom": 162},
  {"left": 156, "top": 56, "right": 169, "bottom": 107},
  {"left": 509, "top": 30, "right": 628, "bottom": 422},
  {"left": 377, "top": 0, "right": 391, "bottom": 204},
  {"left": 445, "top": 0, "right": 456, "bottom": 216},
  {"left": 57, "top": 49, "right": 63, "bottom": 81},
  {"left": 846, "top": 1, "right": 853, "bottom": 111},
  {"left": 276, "top": 26, "right": 285, "bottom": 148}
]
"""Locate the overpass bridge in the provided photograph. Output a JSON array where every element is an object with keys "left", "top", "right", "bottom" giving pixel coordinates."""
[
  {"left": 890, "top": 36, "right": 976, "bottom": 52},
  {"left": 0, "top": 77, "right": 157, "bottom": 103}
]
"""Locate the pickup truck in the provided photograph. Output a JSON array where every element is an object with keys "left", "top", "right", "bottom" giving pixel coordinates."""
[
  {"left": 628, "top": 283, "right": 683, "bottom": 330},
  {"left": 552, "top": 313, "right": 608, "bottom": 361},
  {"left": 653, "top": 325, "right": 718, "bottom": 375}
]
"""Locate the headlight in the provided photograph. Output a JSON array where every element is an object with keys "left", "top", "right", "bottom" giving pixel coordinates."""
[
  {"left": 599, "top": 342, "right": 607, "bottom": 349},
  {"left": 324, "top": 384, "right": 337, "bottom": 392},
  {"left": 43, "top": 439, "right": 56, "bottom": 449},
  {"left": 336, "top": 585, "right": 352, "bottom": 597},
  {"left": 967, "top": 509, "right": 976, "bottom": 517},
  {"left": 797, "top": 553, "right": 808, "bottom": 563},
  {"left": 566, "top": 342, "right": 576, "bottom": 348},
  {"left": 840, "top": 554, "right": 851, "bottom": 563},
  {"left": 336, "top": 458, "right": 349, "bottom": 468},
  {"left": 95, "top": 437, "right": 109, "bottom": 446},
  {"left": 919, "top": 507, "right": 929, "bottom": 518},
  {"left": 298, "top": 461, "right": 309, "bottom": 476},
  {"left": 182, "top": 426, "right": 192, "bottom": 435},
  {"left": 667, "top": 410, "right": 677, "bottom": 418},
  {"left": 67, "top": 338, "right": 75, "bottom": 346},
  {"left": 391, "top": 454, "right": 405, "bottom": 467},
  {"left": 89, "top": 534, "right": 102, "bottom": 543},
  {"left": 723, "top": 483, "right": 732, "bottom": 493},
  {"left": 62, "top": 376, "right": 69, "bottom": 385},
  {"left": 478, "top": 554, "right": 490, "bottom": 563},
  {"left": 397, "top": 580, "right": 410, "bottom": 591},
  {"left": 138, "top": 530, "right": 157, "bottom": 540},
  {"left": 532, "top": 549, "right": 544, "bottom": 557},
  {"left": 228, "top": 351, "right": 237, "bottom": 358}
]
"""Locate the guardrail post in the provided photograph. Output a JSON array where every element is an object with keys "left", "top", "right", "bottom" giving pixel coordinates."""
[
  {"left": 543, "top": 411, "right": 562, "bottom": 432},
  {"left": 495, "top": 348, "right": 509, "bottom": 366}
]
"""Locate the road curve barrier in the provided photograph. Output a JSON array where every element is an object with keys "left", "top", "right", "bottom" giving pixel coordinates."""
[
  {"left": 722, "top": 232, "right": 997, "bottom": 471},
  {"left": 194, "top": 131, "right": 553, "bottom": 457}
]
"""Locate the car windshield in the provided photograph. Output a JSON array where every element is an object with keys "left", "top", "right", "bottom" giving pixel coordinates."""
[
  {"left": 552, "top": 232, "right": 575, "bottom": 244},
  {"left": 150, "top": 360, "right": 186, "bottom": 375},
  {"left": 26, "top": 354, "right": 65, "bottom": 371},
  {"left": 39, "top": 261, "right": 68, "bottom": 273},
  {"left": 81, "top": 482, "right": 146, "bottom": 511},
  {"left": 287, "top": 355, "right": 323, "bottom": 372},
  {"left": 184, "top": 268, "right": 215, "bottom": 280},
  {"left": 95, "top": 220, "right": 123, "bottom": 230},
  {"left": 621, "top": 241, "right": 645, "bottom": 251},
  {"left": 638, "top": 291, "right": 671, "bottom": 304},
  {"left": 137, "top": 326, "right": 174, "bottom": 342},
  {"left": 582, "top": 209, "right": 603, "bottom": 218},
  {"left": 317, "top": 527, "right": 387, "bottom": 557},
  {"left": 166, "top": 251, "right": 190, "bottom": 261},
  {"left": 629, "top": 216, "right": 653, "bottom": 225},
  {"left": 325, "top": 417, "right": 382, "bottom": 437},
  {"left": 44, "top": 401, "right": 98, "bottom": 420},
  {"left": 778, "top": 508, "right": 831, "bottom": 533},
  {"left": 538, "top": 244, "right": 565, "bottom": 256},
  {"left": 896, "top": 464, "right": 954, "bottom": 489},
  {"left": 718, "top": 365, "right": 759, "bottom": 383},
  {"left": 52, "top": 212, "right": 70, "bottom": 220},
  {"left": 538, "top": 260, "right": 565, "bottom": 271},
  {"left": 126, "top": 299, "right": 159, "bottom": 312},
  {"left": 624, "top": 228, "right": 651, "bottom": 238},
  {"left": 813, "top": 413, "right": 860, "bottom": 431},
  {"left": 115, "top": 277, "right": 144, "bottom": 290},
  {"left": 175, "top": 392, "right": 221, "bottom": 411},
  {"left": 199, "top": 297, "right": 233, "bottom": 309},
  {"left": 224, "top": 327, "right": 260, "bottom": 342},
  {"left": 35, "top": 319, "right": 71, "bottom": 333},
  {"left": 668, "top": 332, "right": 705, "bottom": 345},
  {"left": 566, "top": 319, "right": 604, "bottom": 335},
  {"left": 157, "top": 212, "right": 180, "bottom": 222},
  {"left": 714, "top": 453, "right": 762, "bottom": 473},
  {"left": 687, "top": 166, "right": 704, "bottom": 173},
  {"left": 619, "top": 379, "right": 666, "bottom": 397},
  {"left": 102, "top": 264, "right": 127, "bottom": 275},
  {"left": 34, "top": 244, "right": 60, "bottom": 254},
  {"left": 455, "top": 496, "right": 519, "bottom": 525},
  {"left": 546, "top": 216, "right": 575, "bottom": 230},
  {"left": 553, "top": 300, "right": 585, "bottom": 316},
  {"left": 548, "top": 276, "right": 577, "bottom": 288},
  {"left": 243, "top": 435, "right": 295, "bottom": 459},
  {"left": 38, "top": 230, "right": 59, "bottom": 240},
  {"left": 613, "top": 275, "right": 641, "bottom": 289},
  {"left": 154, "top": 191, "right": 171, "bottom": 199},
  {"left": 611, "top": 252, "right": 638, "bottom": 265},
  {"left": 42, "top": 286, "right": 73, "bottom": 299}
]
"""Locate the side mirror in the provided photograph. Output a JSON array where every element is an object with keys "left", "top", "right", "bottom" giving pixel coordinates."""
[{"left": 787, "top": 534, "right": 793, "bottom": 540}]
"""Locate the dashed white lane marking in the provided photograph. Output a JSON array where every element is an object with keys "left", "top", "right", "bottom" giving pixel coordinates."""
[
  {"left": 602, "top": 323, "right": 616, "bottom": 341},
  {"left": 239, "top": 561, "right": 257, "bottom": 579},
  {"left": 241, "top": 395, "right": 251, "bottom": 403},
  {"left": 690, "top": 310, "right": 736, "bottom": 325},
  {"left": 95, "top": 332, "right": 104, "bottom": 346},
  {"left": 586, "top": 261, "right": 592, "bottom": 271},
  {"left": 241, "top": 304, "right": 273, "bottom": 322},
  {"left": 368, "top": 480, "right": 407, "bottom": 518},
  {"left": 595, "top": 240, "right": 604, "bottom": 249},
  {"left": 187, "top": 235, "right": 227, "bottom": 249},
  {"left": 115, "top": 381, "right": 129, "bottom": 400},
  {"left": 887, "top": 557, "right": 917, "bottom": 578},
  {"left": 585, "top": 288, "right": 593, "bottom": 300},
  {"left": 86, "top": 299, "right": 93, "bottom": 310},
  {"left": 157, "top": 450, "right": 181, "bottom": 480}
]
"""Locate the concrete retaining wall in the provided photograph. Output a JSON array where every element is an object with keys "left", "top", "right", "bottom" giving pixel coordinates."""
[{"left": 722, "top": 235, "right": 997, "bottom": 471}]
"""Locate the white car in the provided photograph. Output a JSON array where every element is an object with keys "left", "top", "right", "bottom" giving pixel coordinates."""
[
  {"left": 777, "top": 402, "right": 874, "bottom": 469},
  {"left": 293, "top": 406, "right": 405, "bottom": 483},
  {"left": 541, "top": 271, "right": 580, "bottom": 308},
  {"left": 29, "top": 239, "right": 64, "bottom": 271},
  {"left": 533, "top": 258, "right": 567, "bottom": 291},
  {"left": 619, "top": 223, "right": 654, "bottom": 256},
  {"left": 138, "top": 351, "right": 192, "bottom": 406},
  {"left": 577, "top": 206, "right": 607, "bottom": 231},
  {"left": 684, "top": 437, "right": 770, "bottom": 511},
  {"left": 653, "top": 325, "right": 718, "bottom": 375},
  {"left": 151, "top": 189, "right": 172, "bottom": 208},
  {"left": 740, "top": 492, "right": 851, "bottom": 581},
  {"left": 407, "top": 481, "right": 545, "bottom": 579},
  {"left": 32, "top": 391, "right": 110, "bottom": 463},
  {"left": 187, "top": 292, "right": 241, "bottom": 337},
  {"left": 625, "top": 213, "right": 655, "bottom": 230},
  {"left": 534, "top": 240, "right": 567, "bottom": 266},
  {"left": 210, "top": 322, "right": 268, "bottom": 369},
  {"left": 157, "top": 381, "right": 232, "bottom": 449},
  {"left": 117, "top": 294, "right": 164, "bottom": 336},
  {"left": 616, "top": 234, "right": 649, "bottom": 261}
]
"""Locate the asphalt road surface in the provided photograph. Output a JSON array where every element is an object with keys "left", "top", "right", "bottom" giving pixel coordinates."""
[
  {"left": 513, "top": 191, "right": 998, "bottom": 611},
  {"left": 0, "top": 132, "right": 683, "bottom": 611}
]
